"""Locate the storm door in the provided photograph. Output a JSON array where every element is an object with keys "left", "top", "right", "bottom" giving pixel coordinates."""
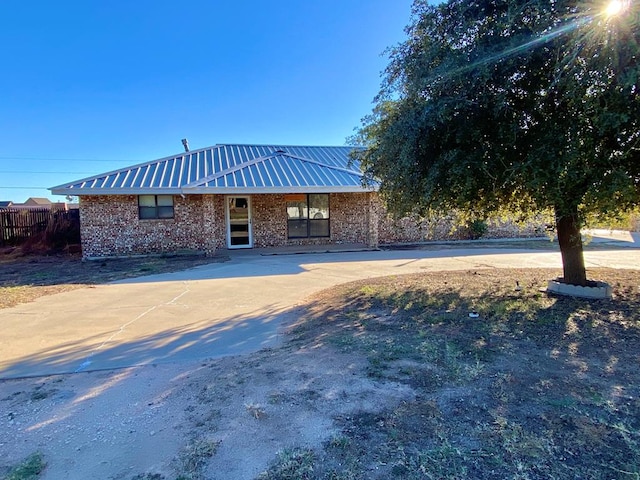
[{"left": 226, "top": 196, "right": 252, "bottom": 249}]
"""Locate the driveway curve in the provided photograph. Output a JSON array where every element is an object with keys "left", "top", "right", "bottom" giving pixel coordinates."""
[{"left": 1, "top": 247, "right": 639, "bottom": 379}]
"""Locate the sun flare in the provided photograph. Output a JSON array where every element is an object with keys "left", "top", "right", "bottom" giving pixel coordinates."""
[{"left": 605, "top": 0, "right": 626, "bottom": 16}]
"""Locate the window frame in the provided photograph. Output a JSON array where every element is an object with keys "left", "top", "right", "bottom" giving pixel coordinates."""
[
  {"left": 286, "top": 193, "right": 330, "bottom": 239},
  {"left": 138, "top": 194, "right": 175, "bottom": 220}
]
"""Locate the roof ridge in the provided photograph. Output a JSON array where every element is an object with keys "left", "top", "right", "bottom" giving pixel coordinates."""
[
  {"left": 214, "top": 143, "right": 360, "bottom": 148},
  {"left": 183, "top": 151, "right": 362, "bottom": 189}
]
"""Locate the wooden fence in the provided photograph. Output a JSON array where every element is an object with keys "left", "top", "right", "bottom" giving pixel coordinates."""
[{"left": 0, "top": 208, "right": 80, "bottom": 246}]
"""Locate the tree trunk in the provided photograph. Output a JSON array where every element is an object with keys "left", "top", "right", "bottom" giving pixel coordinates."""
[{"left": 555, "top": 206, "right": 588, "bottom": 286}]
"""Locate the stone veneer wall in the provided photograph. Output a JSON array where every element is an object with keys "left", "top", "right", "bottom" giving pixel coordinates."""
[
  {"left": 374, "top": 194, "right": 549, "bottom": 244},
  {"left": 377, "top": 213, "right": 548, "bottom": 244},
  {"left": 80, "top": 193, "right": 375, "bottom": 257},
  {"left": 79, "top": 195, "right": 225, "bottom": 258},
  {"left": 79, "top": 192, "right": 548, "bottom": 258},
  {"left": 252, "top": 194, "right": 287, "bottom": 247},
  {"left": 201, "top": 195, "right": 226, "bottom": 254},
  {"left": 329, "top": 193, "right": 372, "bottom": 245},
  {"left": 251, "top": 193, "right": 373, "bottom": 247}
]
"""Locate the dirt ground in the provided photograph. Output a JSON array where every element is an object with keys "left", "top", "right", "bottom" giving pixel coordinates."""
[{"left": 1, "top": 249, "right": 639, "bottom": 479}]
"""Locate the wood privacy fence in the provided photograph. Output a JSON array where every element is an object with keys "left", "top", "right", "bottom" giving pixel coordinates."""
[{"left": 0, "top": 208, "right": 80, "bottom": 245}]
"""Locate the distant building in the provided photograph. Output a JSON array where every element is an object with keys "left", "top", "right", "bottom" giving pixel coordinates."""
[
  {"left": 23, "top": 197, "right": 53, "bottom": 207},
  {"left": 3, "top": 197, "right": 75, "bottom": 211}
]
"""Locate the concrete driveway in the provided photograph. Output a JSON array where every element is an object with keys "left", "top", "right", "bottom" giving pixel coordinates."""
[{"left": 1, "top": 247, "right": 639, "bottom": 379}]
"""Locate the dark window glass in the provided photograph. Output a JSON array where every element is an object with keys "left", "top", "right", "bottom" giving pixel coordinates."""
[
  {"left": 309, "top": 219, "right": 329, "bottom": 237},
  {"left": 139, "top": 207, "right": 158, "bottom": 219},
  {"left": 287, "top": 194, "right": 329, "bottom": 238},
  {"left": 287, "top": 219, "right": 309, "bottom": 238},
  {"left": 138, "top": 195, "right": 174, "bottom": 219}
]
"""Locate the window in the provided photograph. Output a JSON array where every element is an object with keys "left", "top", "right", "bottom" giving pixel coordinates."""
[
  {"left": 286, "top": 194, "right": 329, "bottom": 238},
  {"left": 138, "top": 195, "right": 174, "bottom": 219}
]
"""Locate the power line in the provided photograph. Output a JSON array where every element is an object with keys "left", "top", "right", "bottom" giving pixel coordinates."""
[
  {"left": 0, "top": 171, "right": 94, "bottom": 174},
  {"left": 0, "top": 156, "right": 138, "bottom": 162}
]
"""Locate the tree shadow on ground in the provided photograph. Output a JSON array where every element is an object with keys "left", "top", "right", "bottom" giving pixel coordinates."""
[
  {"left": 0, "top": 302, "right": 297, "bottom": 379},
  {"left": 277, "top": 267, "right": 640, "bottom": 479}
]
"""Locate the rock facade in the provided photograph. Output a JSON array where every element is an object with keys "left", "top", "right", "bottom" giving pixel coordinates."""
[{"left": 78, "top": 193, "right": 546, "bottom": 258}]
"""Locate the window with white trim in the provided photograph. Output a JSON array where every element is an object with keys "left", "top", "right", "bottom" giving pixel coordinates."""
[{"left": 138, "top": 195, "right": 174, "bottom": 219}]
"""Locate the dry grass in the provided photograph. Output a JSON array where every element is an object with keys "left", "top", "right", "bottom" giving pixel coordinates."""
[
  {"left": 2, "top": 245, "right": 639, "bottom": 479},
  {"left": 262, "top": 267, "right": 640, "bottom": 479}
]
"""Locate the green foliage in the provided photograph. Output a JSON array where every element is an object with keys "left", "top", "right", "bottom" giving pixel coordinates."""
[
  {"left": 3, "top": 453, "right": 46, "bottom": 480},
  {"left": 462, "top": 219, "right": 488, "bottom": 240},
  {"left": 353, "top": 0, "right": 639, "bottom": 281},
  {"left": 257, "top": 448, "right": 316, "bottom": 480},
  {"left": 587, "top": 207, "right": 640, "bottom": 231},
  {"left": 355, "top": 0, "right": 639, "bottom": 220}
]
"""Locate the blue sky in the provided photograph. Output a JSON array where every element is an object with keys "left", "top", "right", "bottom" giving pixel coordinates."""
[{"left": 0, "top": 1, "right": 417, "bottom": 202}]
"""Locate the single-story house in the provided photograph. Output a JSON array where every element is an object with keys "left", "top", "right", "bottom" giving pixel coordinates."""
[
  {"left": 51, "top": 144, "right": 386, "bottom": 258},
  {"left": 51, "top": 143, "right": 544, "bottom": 258}
]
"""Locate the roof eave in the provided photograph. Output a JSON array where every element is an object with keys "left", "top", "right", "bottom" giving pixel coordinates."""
[
  {"left": 49, "top": 187, "right": 185, "bottom": 196},
  {"left": 51, "top": 186, "right": 378, "bottom": 196},
  {"left": 181, "top": 186, "right": 377, "bottom": 194}
]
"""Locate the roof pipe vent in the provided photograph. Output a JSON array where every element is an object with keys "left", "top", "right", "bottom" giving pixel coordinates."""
[
  {"left": 274, "top": 148, "right": 286, "bottom": 154},
  {"left": 181, "top": 138, "right": 190, "bottom": 152}
]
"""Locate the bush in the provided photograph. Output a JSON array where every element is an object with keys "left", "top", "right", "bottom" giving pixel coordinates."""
[
  {"left": 44, "top": 213, "right": 80, "bottom": 250},
  {"left": 463, "top": 219, "right": 488, "bottom": 240}
]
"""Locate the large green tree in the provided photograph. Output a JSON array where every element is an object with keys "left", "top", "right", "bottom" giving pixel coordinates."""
[{"left": 354, "top": 0, "right": 639, "bottom": 286}]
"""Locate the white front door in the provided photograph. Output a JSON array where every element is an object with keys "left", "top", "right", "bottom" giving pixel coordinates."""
[{"left": 226, "top": 196, "right": 252, "bottom": 249}]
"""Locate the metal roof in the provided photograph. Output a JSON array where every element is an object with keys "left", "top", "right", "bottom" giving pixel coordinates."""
[{"left": 50, "top": 144, "right": 372, "bottom": 195}]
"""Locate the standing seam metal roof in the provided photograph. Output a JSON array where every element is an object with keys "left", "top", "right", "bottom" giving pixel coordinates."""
[{"left": 50, "top": 144, "right": 371, "bottom": 195}]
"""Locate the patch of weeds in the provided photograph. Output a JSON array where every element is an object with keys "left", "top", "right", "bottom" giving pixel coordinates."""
[
  {"left": 546, "top": 396, "right": 577, "bottom": 409},
  {"left": 365, "top": 356, "right": 386, "bottom": 379},
  {"left": 416, "top": 338, "right": 469, "bottom": 381},
  {"left": 267, "top": 391, "right": 285, "bottom": 404},
  {"left": 191, "top": 409, "right": 221, "bottom": 429},
  {"left": 2, "top": 452, "right": 46, "bottom": 480},
  {"left": 289, "top": 268, "right": 640, "bottom": 479},
  {"left": 404, "top": 367, "right": 445, "bottom": 390},
  {"left": 197, "top": 384, "right": 230, "bottom": 403},
  {"left": 326, "top": 435, "right": 351, "bottom": 450},
  {"left": 257, "top": 448, "right": 316, "bottom": 480},
  {"left": 245, "top": 403, "right": 267, "bottom": 419},
  {"left": 490, "top": 372, "right": 517, "bottom": 404},
  {"left": 398, "top": 441, "right": 470, "bottom": 479},
  {"left": 302, "top": 389, "right": 321, "bottom": 402},
  {"left": 2, "top": 391, "right": 24, "bottom": 402},
  {"left": 29, "top": 387, "right": 56, "bottom": 402},
  {"left": 491, "top": 417, "right": 553, "bottom": 460},
  {"left": 329, "top": 334, "right": 359, "bottom": 352},
  {"left": 323, "top": 471, "right": 360, "bottom": 480},
  {"left": 358, "top": 285, "right": 377, "bottom": 296},
  {"left": 460, "top": 356, "right": 485, "bottom": 381},
  {"left": 175, "top": 438, "right": 220, "bottom": 480}
]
